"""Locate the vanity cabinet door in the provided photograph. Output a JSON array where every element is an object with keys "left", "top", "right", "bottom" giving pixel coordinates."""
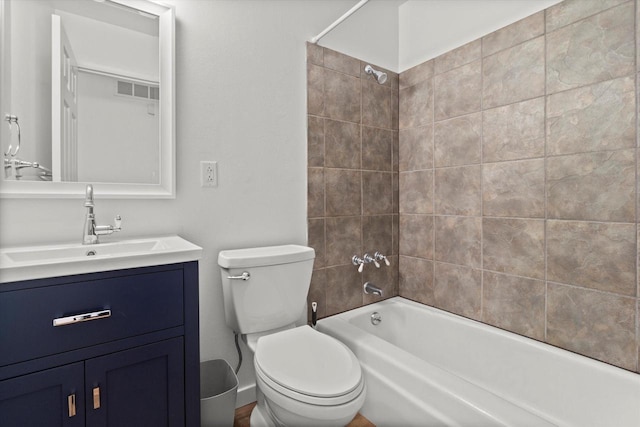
[
  {"left": 85, "top": 337, "right": 185, "bottom": 427},
  {"left": 0, "top": 362, "right": 85, "bottom": 427}
]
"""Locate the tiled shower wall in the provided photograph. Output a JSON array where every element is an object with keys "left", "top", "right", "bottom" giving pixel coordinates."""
[
  {"left": 307, "top": 0, "right": 640, "bottom": 373},
  {"left": 306, "top": 44, "right": 400, "bottom": 318},
  {"left": 398, "top": 0, "right": 639, "bottom": 373}
]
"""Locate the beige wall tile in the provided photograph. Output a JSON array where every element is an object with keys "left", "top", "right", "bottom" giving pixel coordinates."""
[
  {"left": 323, "top": 47, "right": 361, "bottom": 77},
  {"left": 434, "top": 39, "right": 482, "bottom": 75},
  {"left": 363, "top": 171, "right": 393, "bottom": 215},
  {"left": 307, "top": 167, "right": 324, "bottom": 218},
  {"left": 399, "top": 170, "right": 433, "bottom": 214},
  {"left": 547, "top": 2, "right": 635, "bottom": 94},
  {"left": 482, "top": 36, "right": 545, "bottom": 109},
  {"left": 400, "top": 79, "right": 433, "bottom": 129},
  {"left": 482, "top": 271, "right": 545, "bottom": 341},
  {"left": 306, "top": 42, "right": 323, "bottom": 66},
  {"left": 483, "top": 159, "right": 545, "bottom": 218},
  {"left": 433, "top": 262, "right": 481, "bottom": 320},
  {"left": 482, "top": 97, "right": 545, "bottom": 162},
  {"left": 483, "top": 218, "right": 545, "bottom": 280},
  {"left": 400, "top": 60, "right": 434, "bottom": 89},
  {"left": 547, "top": 283, "right": 637, "bottom": 371},
  {"left": 363, "top": 81, "right": 392, "bottom": 129},
  {"left": 324, "top": 69, "right": 361, "bottom": 123},
  {"left": 434, "top": 165, "right": 481, "bottom": 216},
  {"left": 325, "top": 216, "right": 361, "bottom": 267},
  {"left": 434, "top": 60, "right": 482, "bottom": 121},
  {"left": 435, "top": 216, "right": 482, "bottom": 268},
  {"left": 326, "top": 265, "right": 363, "bottom": 316},
  {"left": 325, "top": 169, "right": 361, "bottom": 216},
  {"left": 546, "top": 150, "right": 635, "bottom": 222},
  {"left": 307, "top": 63, "right": 324, "bottom": 116},
  {"left": 399, "top": 256, "right": 434, "bottom": 305},
  {"left": 363, "top": 215, "right": 393, "bottom": 257},
  {"left": 308, "top": 219, "right": 325, "bottom": 268},
  {"left": 399, "top": 125, "right": 433, "bottom": 171},
  {"left": 362, "top": 127, "right": 393, "bottom": 171},
  {"left": 325, "top": 119, "right": 361, "bottom": 169},
  {"left": 434, "top": 113, "right": 482, "bottom": 167},
  {"left": 546, "top": 76, "right": 636, "bottom": 156},
  {"left": 399, "top": 214, "right": 433, "bottom": 259},
  {"left": 546, "top": 0, "right": 629, "bottom": 33},
  {"left": 547, "top": 220, "right": 636, "bottom": 296},
  {"left": 483, "top": 11, "right": 544, "bottom": 57},
  {"left": 307, "top": 116, "right": 324, "bottom": 167}
]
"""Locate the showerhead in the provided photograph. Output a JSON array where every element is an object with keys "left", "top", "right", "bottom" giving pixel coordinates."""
[{"left": 364, "top": 64, "right": 387, "bottom": 84}]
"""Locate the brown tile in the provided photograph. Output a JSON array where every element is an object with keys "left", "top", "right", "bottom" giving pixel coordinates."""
[
  {"left": 547, "top": 220, "right": 636, "bottom": 296},
  {"left": 307, "top": 63, "right": 324, "bottom": 116},
  {"left": 546, "top": 76, "right": 636, "bottom": 156},
  {"left": 482, "top": 218, "right": 545, "bottom": 280},
  {"left": 547, "top": 282, "right": 637, "bottom": 371},
  {"left": 363, "top": 171, "right": 392, "bottom": 215},
  {"left": 399, "top": 79, "right": 433, "bottom": 129},
  {"left": 482, "top": 97, "right": 545, "bottom": 162},
  {"left": 392, "top": 214, "right": 399, "bottom": 256},
  {"left": 362, "top": 127, "right": 392, "bottom": 171},
  {"left": 400, "top": 60, "right": 434, "bottom": 89},
  {"left": 363, "top": 255, "right": 398, "bottom": 304},
  {"left": 308, "top": 218, "right": 325, "bottom": 268},
  {"left": 392, "top": 131, "right": 399, "bottom": 172},
  {"left": 434, "top": 39, "right": 481, "bottom": 75},
  {"left": 323, "top": 47, "right": 361, "bottom": 77},
  {"left": 362, "top": 81, "right": 392, "bottom": 129},
  {"left": 307, "top": 116, "right": 324, "bottom": 167},
  {"left": 433, "top": 262, "right": 481, "bottom": 320},
  {"left": 363, "top": 215, "right": 393, "bottom": 257},
  {"left": 392, "top": 171, "right": 399, "bottom": 214},
  {"left": 482, "top": 159, "right": 545, "bottom": 218},
  {"left": 434, "top": 216, "right": 481, "bottom": 268},
  {"left": 482, "top": 36, "right": 545, "bottom": 109},
  {"left": 307, "top": 167, "right": 324, "bottom": 218},
  {"left": 399, "top": 214, "right": 433, "bottom": 259},
  {"left": 326, "top": 264, "right": 363, "bottom": 316},
  {"left": 546, "top": 0, "right": 629, "bottom": 33},
  {"left": 546, "top": 150, "right": 635, "bottom": 222},
  {"left": 482, "top": 271, "right": 545, "bottom": 341},
  {"left": 324, "top": 119, "right": 360, "bottom": 169},
  {"left": 434, "top": 112, "right": 482, "bottom": 167},
  {"left": 399, "top": 125, "right": 433, "bottom": 171},
  {"left": 325, "top": 169, "right": 361, "bottom": 216},
  {"left": 325, "top": 216, "right": 361, "bottom": 267},
  {"left": 391, "top": 89, "right": 399, "bottom": 131},
  {"left": 434, "top": 60, "right": 482, "bottom": 121},
  {"left": 546, "top": 2, "right": 635, "bottom": 94},
  {"left": 306, "top": 42, "right": 323, "bottom": 66},
  {"left": 308, "top": 269, "right": 326, "bottom": 320},
  {"left": 399, "top": 256, "right": 433, "bottom": 305},
  {"left": 482, "top": 11, "right": 544, "bottom": 57},
  {"left": 434, "top": 165, "right": 481, "bottom": 216},
  {"left": 324, "top": 68, "right": 361, "bottom": 123},
  {"left": 399, "top": 170, "right": 433, "bottom": 214}
]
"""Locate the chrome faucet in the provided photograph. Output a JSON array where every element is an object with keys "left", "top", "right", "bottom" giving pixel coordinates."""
[
  {"left": 364, "top": 282, "right": 383, "bottom": 297},
  {"left": 82, "top": 184, "right": 122, "bottom": 245}
]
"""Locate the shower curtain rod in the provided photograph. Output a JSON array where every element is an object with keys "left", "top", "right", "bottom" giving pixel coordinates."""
[{"left": 310, "top": 0, "right": 369, "bottom": 44}]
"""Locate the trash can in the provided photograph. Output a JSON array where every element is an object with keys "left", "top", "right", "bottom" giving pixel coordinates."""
[{"left": 200, "top": 359, "right": 238, "bottom": 427}]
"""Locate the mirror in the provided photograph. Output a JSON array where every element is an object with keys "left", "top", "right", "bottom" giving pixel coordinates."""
[{"left": 0, "top": 0, "right": 175, "bottom": 198}]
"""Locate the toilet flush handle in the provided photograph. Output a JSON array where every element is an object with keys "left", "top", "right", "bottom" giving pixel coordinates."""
[{"left": 228, "top": 271, "right": 251, "bottom": 281}]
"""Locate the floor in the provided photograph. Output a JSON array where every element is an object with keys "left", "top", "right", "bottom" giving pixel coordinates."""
[{"left": 233, "top": 402, "right": 375, "bottom": 427}]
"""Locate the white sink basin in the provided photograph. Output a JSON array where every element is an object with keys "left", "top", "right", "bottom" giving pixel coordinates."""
[{"left": 0, "top": 236, "right": 202, "bottom": 283}]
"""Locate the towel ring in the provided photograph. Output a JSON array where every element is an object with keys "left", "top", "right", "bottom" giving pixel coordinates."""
[{"left": 4, "top": 114, "right": 21, "bottom": 157}]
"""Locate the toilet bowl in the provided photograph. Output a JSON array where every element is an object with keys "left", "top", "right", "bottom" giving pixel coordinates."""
[{"left": 249, "top": 326, "right": 366, "bottom": 427}]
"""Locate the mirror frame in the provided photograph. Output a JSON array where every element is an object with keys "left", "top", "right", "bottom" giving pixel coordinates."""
[{"left": 0, "top": 0, "right": 175, "bottom": 199}]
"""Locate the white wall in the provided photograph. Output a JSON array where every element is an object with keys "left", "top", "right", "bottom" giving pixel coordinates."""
[{"left": 399, "top": 0, "right": 562, "bottom": 71}]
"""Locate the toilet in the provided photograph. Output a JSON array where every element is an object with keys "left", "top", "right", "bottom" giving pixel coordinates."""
[{"left": 218, "top": 245, "right": 365, "bottom": 427}]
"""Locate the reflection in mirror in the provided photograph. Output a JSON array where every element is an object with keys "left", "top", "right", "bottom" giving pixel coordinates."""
[{"left": 0, "top": 0, "right": 175, "bottom": 198}]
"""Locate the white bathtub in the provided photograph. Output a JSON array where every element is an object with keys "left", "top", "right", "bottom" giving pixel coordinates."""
[{"left": 317, "top": 297, "right": 640, "bottom": 427}]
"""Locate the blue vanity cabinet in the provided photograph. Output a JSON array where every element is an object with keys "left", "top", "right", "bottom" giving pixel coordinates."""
[{"left": 0, "top": 262, "right": 200, "bottom": 427}]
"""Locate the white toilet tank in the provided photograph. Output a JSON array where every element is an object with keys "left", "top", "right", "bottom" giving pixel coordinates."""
[{"left": 218, "top": 245, "right": 315, "bottom": 335}]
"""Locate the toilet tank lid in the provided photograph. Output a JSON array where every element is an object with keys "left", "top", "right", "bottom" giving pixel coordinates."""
[{"left": 218, "top": 245, "right": 315, "bottom": 268}]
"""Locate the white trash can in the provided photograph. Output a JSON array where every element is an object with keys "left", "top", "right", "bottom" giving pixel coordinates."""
[{"left": 200, "top": 359, "right": 238, "bottom": 427}]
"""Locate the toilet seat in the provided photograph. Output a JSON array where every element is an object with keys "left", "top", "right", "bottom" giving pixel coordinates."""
[{"left": 254, "top": 326, "right": 364, "bottom": 406}]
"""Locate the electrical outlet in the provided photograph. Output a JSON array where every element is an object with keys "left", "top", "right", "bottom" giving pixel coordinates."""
[{"left": 201, "top": 161, "right": 217, "bottom": 187}]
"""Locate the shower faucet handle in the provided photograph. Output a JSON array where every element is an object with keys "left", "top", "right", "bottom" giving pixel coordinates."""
[
  {"left": 363, "top": 253, "right": 380, "bottom": 268},
  {"left": 374, "top": 251, "right": 391, "bottom": 266},
  {"left": 352, "top": 255, "right": 365, "bottom": 273}
]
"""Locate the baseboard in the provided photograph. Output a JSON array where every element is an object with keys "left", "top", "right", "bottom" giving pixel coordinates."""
[{"left": 236, "top": 383, "right": 256, "bottom": 408}]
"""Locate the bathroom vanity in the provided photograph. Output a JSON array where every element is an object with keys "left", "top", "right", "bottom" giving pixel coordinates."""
[{"left": 0, "top": 237, "right": 201, "bottom": 427}]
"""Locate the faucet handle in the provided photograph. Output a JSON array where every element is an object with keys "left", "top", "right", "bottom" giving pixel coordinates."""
[
  {"left": 363, "top": 253, "right": 380, "bottom": 268},
  {"left": 374, "top": 251, "right": 391, "bottom": 266}
]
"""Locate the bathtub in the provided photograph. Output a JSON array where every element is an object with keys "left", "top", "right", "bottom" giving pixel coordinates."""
[{"left": 317, "top": 297, "right": 640, "bottom": 427}]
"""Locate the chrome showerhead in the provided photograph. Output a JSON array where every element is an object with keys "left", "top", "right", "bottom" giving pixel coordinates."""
[{"left": 364, "top": 64, "right": 387, "bottom": 84}]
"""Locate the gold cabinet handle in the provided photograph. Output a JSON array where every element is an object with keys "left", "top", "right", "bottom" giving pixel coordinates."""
[
  {"left": 93, "top": 386, "right": 101, "bottom": 409},
  {"left": 68, "top": 393, "right": 76, "bottom": 417}
]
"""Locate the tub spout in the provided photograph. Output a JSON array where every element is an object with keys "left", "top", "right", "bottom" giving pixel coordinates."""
[{"left": 364, "top": 282, "right": 383, "bottom": 297}]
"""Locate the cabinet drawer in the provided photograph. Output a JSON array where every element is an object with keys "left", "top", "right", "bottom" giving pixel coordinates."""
[{"left": 0, "top": 270, "right": 184, "bottom": 367}]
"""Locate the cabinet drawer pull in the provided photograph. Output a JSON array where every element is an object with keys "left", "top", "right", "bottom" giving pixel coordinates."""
[
  {"left": 68, "top": 393, "right": 76, "bottom": 417},
  {"left": 93, "top": 386, "right": 101, "bottom": 409},
  {"left": 53, "top": 309, "right": 111, "bottom": 327}
]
